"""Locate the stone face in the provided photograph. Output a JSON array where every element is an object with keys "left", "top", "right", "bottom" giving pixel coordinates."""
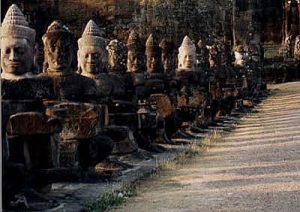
[
  {"left": 42, "top": 20, "right": 76, "bottom": 76},
  {"left": 178, "top": 36, "right": 196, "bottom": 71},
  {"left": 285, "top": 0, "right": 300, "bottom": 38},
  {"left": 159, "top": 38, "right": 175, "bottom": 75},
  {"left": 7, "top": 112, "right": 62, "bottom": 136},
  {"left": 78, "top": 20, "right": 107, "bottom": 77},
  {"left": 208, "top": 44, "right": 221, "bottom": 69},
  {"left": 107, "top": 39, "right": 128, "bottom": 73},
  {"left": 145, "top": 33, "right": 162, "bottom": 73},
  {"left": 42, "top": 20, "right": 98, "bottom": 101},
  {"left": 234, "top": 45, "right": 245, "bottom": 67},
  {"left": 0, "top": 4, "right": 36, "bottom": 79},
  {"left": 294, "top": 35, "right": 300, "bottom": 60},
  {"left": 127, "top": 30, "right": 146, "bottom": 73}
]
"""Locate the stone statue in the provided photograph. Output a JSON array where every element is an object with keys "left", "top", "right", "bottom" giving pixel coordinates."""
[
  {"left": 145, "top": 33, "right": 162, "bottom": 73},
  {"left": 107, "top": 39, "right": 128, "bottom": 73},
  {"left": 0, "top": 4, "right": 36, "bottom": 80},
  {"left": 294, "top": 35, "right": 300, "bottom": 60},
  {"left": 77, "top": 20, "right": 113, "bottom": 98},
  {"left": 234, "top": 45, "right": 246, "bottom": 67},
  {"left": 42, "top": 20, "right": 75, "bottom": 76},
  {"left": 159, "top": 38, "right": 175, "bottom": 75},
  {"left": 196, "top": 39, "right": 209, "bottom": 71},
  {"left": 78, "top": 21, "right": 137, "bottom": 155},
  {"left": 42, "top": 20, "right": 97, "bottom": 101},
  {"left": 178, "top": 36, "right": 196, "bottom": 72},
  {"left": 208, "top": 44, "right": 221, "bottom": 69},
  {"left": 283, "top": 32, "right": 294, "bottom": 58},
  {"left": 127, "top": 30, "right": 146, "bottom": 73},
  {"left": 287, "top": 0, "right": 300, "bottom": 37},
  {"left": 1, "top": 6, "right": 63, "bottom": 210},
  {"left": 78, "top": 20, "right": 107, "bottom": 78}
]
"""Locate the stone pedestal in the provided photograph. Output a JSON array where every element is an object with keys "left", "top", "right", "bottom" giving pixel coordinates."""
[{"left": 46, "top": 102, "right": 113, "bottom": 168}]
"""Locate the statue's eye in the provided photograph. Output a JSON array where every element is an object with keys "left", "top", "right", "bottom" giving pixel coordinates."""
[
  {"left": 15, "top": 48, "right": 25, "bottom": 55},
  {"left": 50, "top": 44, "right": 56, "bottom": 50},
  {"left": 5, "top": 48, "right": 11, "bottom": 54}
]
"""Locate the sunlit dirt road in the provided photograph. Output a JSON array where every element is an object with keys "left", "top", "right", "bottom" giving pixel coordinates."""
[{"left": 114, "top": 82, "right": 300, "bottom": 212}]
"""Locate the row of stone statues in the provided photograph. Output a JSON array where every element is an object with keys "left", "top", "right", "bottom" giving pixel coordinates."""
[{"left": 1, "top": 4, "right": 265, "bottom": 210}]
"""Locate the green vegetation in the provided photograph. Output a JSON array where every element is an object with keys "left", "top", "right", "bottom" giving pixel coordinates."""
[{"left": 86, "top": 184, "right": 137, "bottom": 212}]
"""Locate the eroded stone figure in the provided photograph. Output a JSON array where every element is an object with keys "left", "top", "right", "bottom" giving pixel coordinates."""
[
  {"left": 107, "top": 39, "right": 128, "bottom": 73},
  {"left": 106, "top": 39, "right": 130, "bottom": 99},
  {"left": 294, "top": 35, "right": 300, "bottom": 60},
  {"left": 234, "top": 45, "right": 246, "bottom": 68},
  {"left": 1, "top": 5, "right": 61, "bottom": 210},
  {"left": 176, "top": 36, "right": 208, "bottom": 130},
  {"left": 78, "top": 20, "right": 136, "bottom": 155},
  {"left": 196, "top": 39, "right": 209, "bottom": 71},
  {"left": 145, "top": 33, "right": 162, "bottom": 74},
  {"left": 159, "top": 38, "right": 175, "bottom": 75},
  {"left": 42, "top": 20, "right": 97, "bottom": 101},
  {"left": 287, "top": 0, "right": 300, "bottom": 37},
  {"left": 127, "top": 30, "right": 146, "bottom": 73},
  {"left": 178, "top": 36, "right": 197, "bottom": 72}
]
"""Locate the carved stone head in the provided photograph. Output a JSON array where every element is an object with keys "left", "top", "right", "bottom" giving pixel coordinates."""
[
  {"left": 159, "top": 38, "right": 175, "bottom": 74},
  {"left": 234, "top": 45, "right": 245, "bottom": 67},
  {"left": 77, "top": 20, "right": 107, "bottom": 77},
  {"left": 145, "top": 33, "right": 161, "bottom": 73},
  {"left": 126, "top": 30, "right": 145, "bottom": 72},
  {"left": 294, "top": 35, "right": 300, "bottom": 60},
  {"left": 107, "top": 39, "right": 127, "bottom": 73},
  {"left": 0, "top": 4, "right": 36, "bottom": 79},
  {"left": 196, "top": 39, "right": 209, "bottom": 68},
  {"left": 178, "top": 36, "right": 196, "bottom": 71},
  {"left": 208, "top": 44, "right": 221, "bottom": 69},
  {"left": 42, "top": 20, "right": 75, "bottom": 76}
]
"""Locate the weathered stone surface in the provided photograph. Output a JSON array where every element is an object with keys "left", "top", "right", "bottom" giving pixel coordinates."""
[
  {"left": 0, "top": 4, "right": 36, "bottom": 79},
  {"left": 107, "top": 39, "right": 128, "bottom": 73},
  {"left": 42, "top": 20, "right": 98, "bottom": 101},
  {"left": 294, "top": 35, "right": 300, "bottom": 60},
  {"left": 49, "top": 102, "right": 104, "bottom": 140},
  {"left": 2, "top": 99, "right": 45, "bottom": 138},
  {"left": 127, "top": 30, "right": 146, "bottom": 73},
  {"left": 145, "top": 32, "right": 162, "bottom": 74},
  {"left": 1, "top": 77, "right": 55, "bottom": 100},
  {"left": 147, "top": 94, "right": 174, "bottom": 118},
  {"left": 7, "top": 112, "right": 61, "bottom": 136},
  {"left": 48, "top": 74, "right": 98, "bottom": 102},
  {"left": 102, "top": 126, "right": 138, "bottom": 155},
  {"left": 159, "top": 38, "right": 175, "bottom": 75}
]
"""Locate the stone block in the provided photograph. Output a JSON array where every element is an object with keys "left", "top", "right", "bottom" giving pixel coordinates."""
[
  {"left": 1, "top": 77, "right": 55, "bottom": 100},
  {"left": 50, "top": 102, "right": 104, "bottom": 140},
  {"left": 7, "top": 112, "right": 62, "bottom": 136}
]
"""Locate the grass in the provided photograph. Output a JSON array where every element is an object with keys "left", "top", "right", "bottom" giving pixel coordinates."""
[
  {"left": 86, "top": 184, "right": 137, "bottom": 212},
  {"left": 158, "top": 130, "right": 223, "bottom": 170}
]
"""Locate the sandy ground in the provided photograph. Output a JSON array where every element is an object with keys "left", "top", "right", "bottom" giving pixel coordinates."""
[{"left": 113, "top": 82, "right": 300, "bottom": 212}]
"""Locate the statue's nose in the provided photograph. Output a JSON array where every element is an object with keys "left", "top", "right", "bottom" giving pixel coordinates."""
[{"left": 9, "top": 50, "right": 18, "bottom": 61}]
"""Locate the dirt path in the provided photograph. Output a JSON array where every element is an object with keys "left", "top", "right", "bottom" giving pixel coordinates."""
[{"left": 114, "top": 82, "right": 300, "bottom": 212}]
